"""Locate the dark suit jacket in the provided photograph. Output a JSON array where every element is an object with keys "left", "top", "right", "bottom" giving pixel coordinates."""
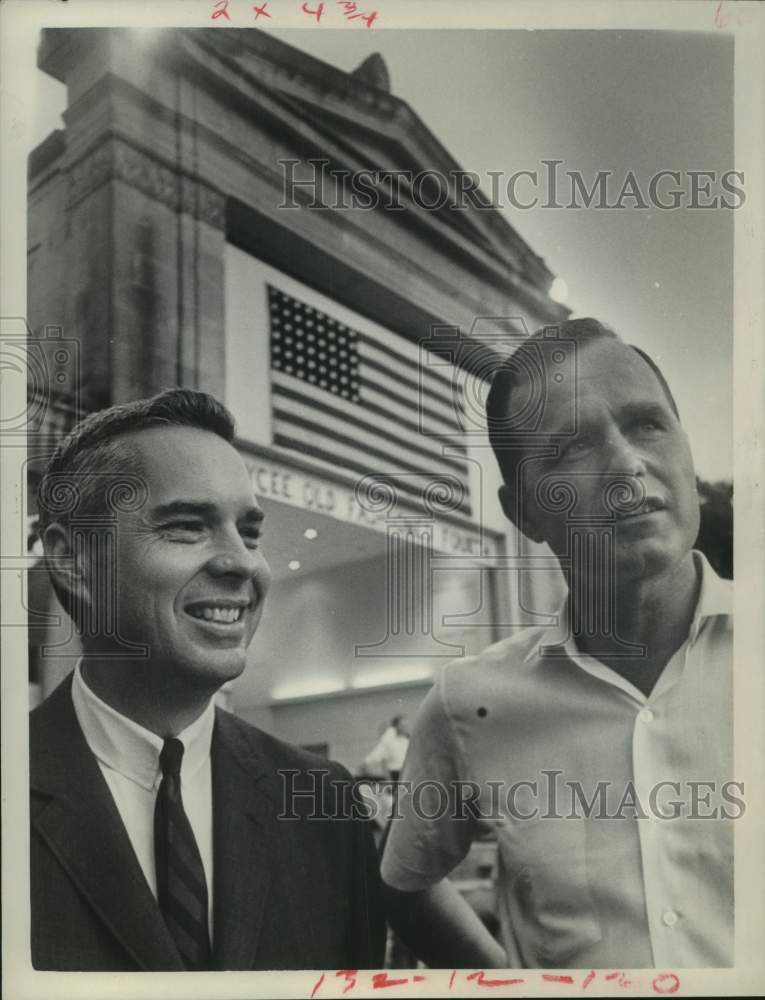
[{"left": 30, "top": 676, "right": 385, "bottom": 970}]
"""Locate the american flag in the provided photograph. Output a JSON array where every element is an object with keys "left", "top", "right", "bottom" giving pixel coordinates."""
[{"left": 268, "top": 285, "right": 471, "bottom": 515}]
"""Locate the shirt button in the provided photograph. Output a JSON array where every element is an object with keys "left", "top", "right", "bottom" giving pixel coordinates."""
[
  {"left": 662, "top": 910, "right": 678, "bottom": 927},
  {"left": 639, "top": 708, "right": 655, "bottom": 723}
]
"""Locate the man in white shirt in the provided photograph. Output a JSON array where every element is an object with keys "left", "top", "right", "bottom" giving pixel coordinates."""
[
  {"left": 31, "top": 388, "right": 384, "bottom": 971},
  {"left": 381, "top": 318, "right": 735, "bottom": 968},
  {"left": 363, "top": 715, "right": 411, "bottom": 780}
]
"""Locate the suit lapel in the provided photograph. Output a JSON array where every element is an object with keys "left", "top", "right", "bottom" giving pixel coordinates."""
[
  {"left": 211, "top": 709, "right": 277, "bottom": 970},
  {"left": 31, "top": 678, "right": 184, "bottom": 970}
]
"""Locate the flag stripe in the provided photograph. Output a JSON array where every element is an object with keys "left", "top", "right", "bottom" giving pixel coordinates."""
[
  {"left": 268, "top": 284, "right": 471, "bottom": 515},
  {"left": 362, "top": 383, "right": 467, "bottom": 454},
  {"left": 355, "top": 322, "right": 460, "bottom": 395},
  {"left": 358, "top": 336, "right": 459, "bottom": 413},
  {"left": 274, "top": 433, "right": 469, "bottom": 513},
  {"left": 274, "top": 371, "right": 467, "bottom": 454},
  {"left": 272, "top": 382, "right": 467, "bottom": 473},
  {"left": 273, "top": 406, "right": 469, "bottom": 488},
  {"left": 358, "top": 367, "right": 459, "bottom": 431}
]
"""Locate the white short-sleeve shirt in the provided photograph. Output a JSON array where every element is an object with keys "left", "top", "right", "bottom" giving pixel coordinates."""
[
  {"left": 364, "top": 726, "right": 410, "bottom": 775},
  {"left": 381, "top": 552, "right": 734, "bottom": 968}
]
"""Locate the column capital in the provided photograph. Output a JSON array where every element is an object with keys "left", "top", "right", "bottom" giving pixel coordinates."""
[{"left": 67, "top": 135, "right": 225, "bottom": 229}]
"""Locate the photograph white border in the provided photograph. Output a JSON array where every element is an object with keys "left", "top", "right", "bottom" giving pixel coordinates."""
[{"left": 2, "top": 1, "right": 763, "bottom": 997}]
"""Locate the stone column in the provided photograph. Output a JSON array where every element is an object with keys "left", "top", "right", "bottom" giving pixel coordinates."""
[{"left": 43, "top": 32, "right": 228, "bottom": 408}]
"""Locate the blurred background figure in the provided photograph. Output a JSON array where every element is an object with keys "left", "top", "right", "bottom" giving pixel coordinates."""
[
  {"left": 362, "top": 715, "right": 411, "bottom": 782},
  {"left": 359, "top": 714, "right": 416, "bottom": 969}
]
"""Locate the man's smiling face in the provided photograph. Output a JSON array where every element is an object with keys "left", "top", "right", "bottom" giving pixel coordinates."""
[
  {"left": 99, "top": 425, "right": 271, "bottom": 694},
  {"left": 513, "top": 338, "right": 700, "bottom": 584}
]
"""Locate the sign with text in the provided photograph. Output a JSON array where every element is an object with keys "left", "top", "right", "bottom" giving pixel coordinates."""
[{"left": 243, "top": 454, "right": 500, "bottom": 559}]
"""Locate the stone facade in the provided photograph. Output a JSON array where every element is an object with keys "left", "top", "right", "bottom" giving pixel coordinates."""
[
  {"left": 27, "top": 27, "right": 570, "bottom": 704},
  {"left": 29, "top": 27, "right": 567, "bottom": 421}
]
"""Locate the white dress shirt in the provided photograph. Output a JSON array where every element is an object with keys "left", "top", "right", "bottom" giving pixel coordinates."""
[
  {"left": 71, "top": 663, "right": 216, "bottom": 937},
  {"left": 364, "top": 726, "right": 410, "bottom": 775},
  {"left": 382, "top": 552, "right": 734, "bottom": 968}
]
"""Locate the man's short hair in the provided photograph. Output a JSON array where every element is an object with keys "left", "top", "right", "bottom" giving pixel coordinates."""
[
  {"left": 485, "top": 318, "right": 680, "bottom": 487},
  {"left": 37, "top": 388, "right": 236, "bottom": 624}
]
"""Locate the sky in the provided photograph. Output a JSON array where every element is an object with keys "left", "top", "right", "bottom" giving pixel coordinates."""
[{"left": 23, "top": 26, "right": 734, "bottom": 480}]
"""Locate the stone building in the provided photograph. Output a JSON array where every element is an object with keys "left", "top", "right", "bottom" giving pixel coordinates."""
[{"left": 27, "top": 27, "right": 569, "bottom": 767}]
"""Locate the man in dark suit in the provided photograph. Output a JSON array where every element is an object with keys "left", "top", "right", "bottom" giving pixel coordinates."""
[{"left": 31, "top": 388, "right": 384, "bottom": 971}]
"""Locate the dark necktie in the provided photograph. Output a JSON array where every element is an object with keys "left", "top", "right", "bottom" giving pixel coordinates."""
[{"left": 154, "top": 737, "right": 212, "bottom": 970}]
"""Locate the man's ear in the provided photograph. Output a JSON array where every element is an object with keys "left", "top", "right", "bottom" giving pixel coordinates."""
[
  {"left": 42, "top": 523, "right": 92, "bottom": 613},
  {"left": 498, "top": 483, "right": 545, "bottom": 544}
]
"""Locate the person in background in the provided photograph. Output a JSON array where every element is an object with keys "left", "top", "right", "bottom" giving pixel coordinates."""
[{"left": 362, "top": 714, "right": 411, "bottom": 782}]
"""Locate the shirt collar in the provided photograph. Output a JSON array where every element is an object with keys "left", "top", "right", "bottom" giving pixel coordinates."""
[
  {"left": 687, "top": 549, "right": 732, "bottom": 641},
  {"left": 523, "top": 549, "right": 731, "bottom": 668},
  {"left": 71, "top": 660, "right": 216, "bottom": 792}
]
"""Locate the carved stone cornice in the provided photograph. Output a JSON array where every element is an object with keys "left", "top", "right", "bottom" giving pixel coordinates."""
[{"left": 66, "top": 135, "right": 225, "bottom": 229}]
